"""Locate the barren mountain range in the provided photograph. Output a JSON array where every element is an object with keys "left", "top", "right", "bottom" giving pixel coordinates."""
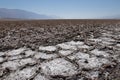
[{"left": 0, "top": 8, "right": 56, "bottom": 19}]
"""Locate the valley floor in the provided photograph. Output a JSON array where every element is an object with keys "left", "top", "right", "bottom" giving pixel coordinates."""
[{"left": 0, "top": 20, "right": 120, "bottom": 80}]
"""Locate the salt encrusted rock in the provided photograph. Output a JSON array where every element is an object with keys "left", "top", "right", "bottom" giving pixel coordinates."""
[
  {"left": 0, "top": 38, "right": 119, "bottom": 80},
  {"left": 0, "top": 57, "right": 4, "bottom": 63},
  {"left": 5, "top": 48, "right": 26, "bottom": 56},
  {"left": 91, "top": 49, "right": 109, "bottom": 57},
  {"left": 0, "top": 52, "right": 4, "bottom": 57},
  {"left": 86, "top": 71, "right": 99, "bottom": 79},
  {"left": 39, "top": 46, "right": 57, "bottom": 51},
  {"left": 41, "top": 58, "right": 77, "bottom": 76},
  {"left": 8, "top": 55, "right": 23, "bottom": 61},
  {"left": 66, "top": 41, "right": 84, "bottom": 46},
  {"left": 34, "top": 52, "right": 58, "bottom": 60},
  {"left": 77, "top": 45, "right": 90, "bottom": 49},
  {"left": 100, "top": 37, "right": 115, "bottom": 42},
  {"left": 68, "top": 51, "right": 110, "bottom": 69},
  {"left": 57, "top": 43, "right": 77, "bottom": 50},
  {"left": 116, "top": 44, "right": 120, "bottom": 47},
  {"left": 68, "top": 52, "right": 89, "bottom": 60},
  {"left": 24, "top": 50, "right": 36, "bottom": 57},
  {"left": 77, "top": 57, "right": 109, "bottom": 69},
  {"left": 5, "top": 67, "right": 36, "bottom": 80},
  {"left": 88, "top": 38, "right": 102, "bottom": 42},
  {"left": 58, "top": 50, "right": 73, "bottom": 56},
  {"left": 2, "top": 60, "right": 20, "bottom": 70},
  {"left": 19, "top": 58, "right": 36, "bottom": 66},
  {"left": 34, "top": 74, "right": 49, "bottom": 80}
]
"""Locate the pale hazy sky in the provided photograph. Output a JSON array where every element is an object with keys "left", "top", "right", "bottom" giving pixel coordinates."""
[{"left": 0, "top": 0, "right": 120, "bottom": 19}]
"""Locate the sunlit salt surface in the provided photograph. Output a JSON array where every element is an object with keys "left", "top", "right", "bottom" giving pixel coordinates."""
[
  {"left": 91, "top": 49, "right": 109, "bottom": 57},
  {"left": 0, "top": 38, "right": 119, "bottom": 79},
  {"left": 34, "top": 52, "right": 58, "bottom": 59},
  {"left": 57, "top": 43, "right": 77, "bottom": 50},
  {"left": 39, "top": 46, "right": 57, "bottom": 51},
  {"left": 58, "top": 50, "right": 73, "bottom": 56},
  {"left": 6, "top": 48, "right": 26, "bottom": 56},
  {"left": 41, "top": 58, "right": 77, "bottom": 76}
]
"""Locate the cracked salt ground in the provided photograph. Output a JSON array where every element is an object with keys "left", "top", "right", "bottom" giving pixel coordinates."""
[
  {"left": 4, "top": 67, "right": 37, "bottom": 80},
  {"left": 91, "top": 49, "right": 110, "bottom": 57},
  {"left": 0, "top": 40, "right": 119, "bottom": 80},
  {"left": 67, "top": 52, "right": 110, "bottom": 69},
  {"left": 34, "top": 52, "right": 58, "bottom": 60},
  {"left": 34, "top": 74, "right": 49, "bottom": 80},
  {"left": 58, "top": 50, "right": 73, "bottom": 56},
  {"left": 77, "top": 57, "right": 109, "bottom": 69},
  {"left": 57, "top": 43, "right": 77, "bottom": 50},
  {"left": 5, "top": 48, "right": 26, "bottom": 56},
  {"left": 39, "top": 46, "right": 57, "bottom": 51}
]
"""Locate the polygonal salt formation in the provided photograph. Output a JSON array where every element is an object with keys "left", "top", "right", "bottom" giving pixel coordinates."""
[
  {"left": 2, "top": 60, "right": 20, "bottom": 70},
  {"left": 0, "top": 57, "right": 4, "bottom": 63},
  {"left": 68, "top": 52, "right": 89, "bottom": 60},
  {"left": 19, "top": 58, "right": 36, "bottom": 66},
  {"left": 41, "top": 58, "right": 77, "bottom": 76},
  {"left": 57, "top": 43, "right": 77, "bottom": 50},
  {"left": 77, "top": 57, "right": 109, "bottom": 69},
  {"left": 58, "top": 50, "right": 73, "bottom": 56},
  {"left": 68, "top": 51, "right": 110, "bottom": 69},
  {"left": 0, "top": 52, "right": 4, "bottom": 57},
  {"left": 5, "top": 67, "right": 36, "bottom": 80},
  {"left": 101, "top": 37, "right": 115, "bottom": 42},
  {"left": 91, "top": 49, "right": 109, "bottom": 57},
  {"left": 116, "top": 44, "right": 120, "bottom": 47},
  {"left": 7, "top": 55, "right": 22, "bottom": 60},
  {"left": 34, "top": 52, "right": 58, "bottom": 60},
  {"left": 23, "top": 50, "right": 36, "bottom": 57},
  {"left": 39, "top": 46, "right": 57, "bottom": 51},
  {"left": 77, "top": 45, "right": 90, "bottom": 49},
  {"left": 5, "top": 48, "right": 26, "bottom": 56},
  {"left": 34, "top": 74, "right": 49, "bottom": 80},
  {"left": 66, "top": 41, "right": 84, "bottom": 46},
  {"left": 88, "top": 38, "right": 102, "bottom": 42}
]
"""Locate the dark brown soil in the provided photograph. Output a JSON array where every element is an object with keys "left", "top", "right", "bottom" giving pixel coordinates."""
[{"left": 0, "top": 19, "right": 119, "bottom": 50}]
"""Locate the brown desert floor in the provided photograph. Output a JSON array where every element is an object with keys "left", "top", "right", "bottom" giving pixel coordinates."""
[{"left": 0, "top": 19, "right": 120, "bottom": 80}]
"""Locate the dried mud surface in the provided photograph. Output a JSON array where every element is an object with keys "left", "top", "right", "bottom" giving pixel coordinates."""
[{"left": 0, "top": 20, "right": 120, "bottom": 80}]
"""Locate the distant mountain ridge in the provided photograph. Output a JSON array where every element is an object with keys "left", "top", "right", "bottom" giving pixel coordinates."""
[{"left": 0, "top": 8, "right": 55, "bottom": 19}]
